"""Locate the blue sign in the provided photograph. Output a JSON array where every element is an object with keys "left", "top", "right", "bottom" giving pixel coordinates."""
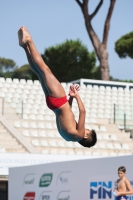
[{"left": 90, "top": 181, "right": 112, "bottom": 199}]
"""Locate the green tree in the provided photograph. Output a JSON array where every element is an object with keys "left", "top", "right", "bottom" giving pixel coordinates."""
[
  {"left": 0, "top": 57, "right": 16, "bottom": 73},
  {"left": 115, "top": 31, "right": 133, "bottom": 58},
  {"left": 41, "top": 39, "right": 100, "bottom": 82},
  {"left": 75, "top": 0, "right": 116, "bottom": 80},
  {"left": 12, "top": 64, "right": 38, "bottom": 80}
]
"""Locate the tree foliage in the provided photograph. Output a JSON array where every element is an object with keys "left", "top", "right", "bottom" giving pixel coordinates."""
[
  {"left": 0, "top": 40, "right": 100, "bottom": 81},
  {"left": 12, "top": 64, "right": 38, "bottom": 80},
  {"left": 115, "top": 31, "right": 133, "bottom": 59},
  {"left": 0, "top": 57, "right": 16, "bottom": 72},
  {"left": 42, "top": 39, "right": 100, "bottom": 82}
]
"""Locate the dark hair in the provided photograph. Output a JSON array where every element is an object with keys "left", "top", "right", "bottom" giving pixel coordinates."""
[
  {"left": 118, "top": 166, "right": 126, "bottom": 173},
  {"left": 78, "top": 130, "right": 97, "bottom": 148}
]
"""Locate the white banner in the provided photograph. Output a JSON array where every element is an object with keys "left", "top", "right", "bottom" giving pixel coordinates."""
[
  {"left": 9, "top": 155, "right": 133, "bottom": 200},
  {"left": 0, "top": 153, "right": 90, "bottom": 175}
]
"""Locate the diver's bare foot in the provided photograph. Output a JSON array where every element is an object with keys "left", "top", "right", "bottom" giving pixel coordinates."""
[{"left": 18, "top": 26, "right": 31, "bottom": 47}]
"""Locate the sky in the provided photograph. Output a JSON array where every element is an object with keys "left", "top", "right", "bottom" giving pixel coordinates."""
[{"left": 0, "top": 0, "right": 133, "bottom": 80}]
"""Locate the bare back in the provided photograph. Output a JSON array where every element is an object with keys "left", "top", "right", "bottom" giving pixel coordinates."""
[{"left": 54, "top": 102, "right": 80, "bottom": 142}]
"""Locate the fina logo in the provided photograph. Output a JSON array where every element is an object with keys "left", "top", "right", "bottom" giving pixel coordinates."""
[{"left": 90, "top": 181, "right": 112, "bottom": 199}]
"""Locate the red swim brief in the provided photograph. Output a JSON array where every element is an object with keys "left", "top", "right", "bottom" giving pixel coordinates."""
[{"left": 46, "top": 96, "right": 68, "bottom": 110}]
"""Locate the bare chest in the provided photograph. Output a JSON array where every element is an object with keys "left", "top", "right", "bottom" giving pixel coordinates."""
[{"left": 117, "top": 180, "right": 126, "bottom": 191}]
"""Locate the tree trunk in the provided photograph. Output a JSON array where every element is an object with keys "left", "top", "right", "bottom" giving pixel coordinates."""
[
  {"left": 99, "top": 46, "right": 109, "bottom": 80},
  {"left": 75, "top": 0, "right": 116, "bottom": 81},
  {"left": 85, "top": 23, "right": 110, "bottom": 80}
]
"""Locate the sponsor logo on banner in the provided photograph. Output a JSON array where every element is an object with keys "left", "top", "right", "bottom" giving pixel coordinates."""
[
  {"left": 56, "top": 171, "right": 71, "bottom": 186},
  {"left": 23, "top": 192, "right": 35, "bottom": 200},
  {"left": 23, "top": 173, "right": 35, "bottom": 186},
  {"left": 60, "top": 176, "right": 68, "bottom": 183},
  {"left": 42, "top": 195, "right": 50, "bottom": 200},
  {"left": 56, "top": 191, "right": 71, "bottom": 200},
  {"left": 39, "top": 191, "right": 52, "bottom": 200},
  {"left": 39, "top": 173, "right": 53, "bottom": 187},
  {"left": 90, "top": 181, "right": 112, "bottom": 199}
]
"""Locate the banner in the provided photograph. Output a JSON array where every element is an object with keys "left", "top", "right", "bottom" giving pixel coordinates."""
[
  {"left": 0, "top": 153, "right": 89, "bottom": 175},
  {"left": 9, "top": 155, "right": 133, "bottom": 200}
]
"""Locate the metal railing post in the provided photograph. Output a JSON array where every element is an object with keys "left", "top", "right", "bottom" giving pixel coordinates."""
[
  {"left": 114, "top": 104, "right": 116, "bottom": 124},
  {"left": 21, "top": 100, "right": 23, "bottom": 119},
  {"left": 124, "top": 113, "right": 126, "bottom": 131},
  {"left": 2, "top": 98, "right": 4, "bottom": 115}
]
